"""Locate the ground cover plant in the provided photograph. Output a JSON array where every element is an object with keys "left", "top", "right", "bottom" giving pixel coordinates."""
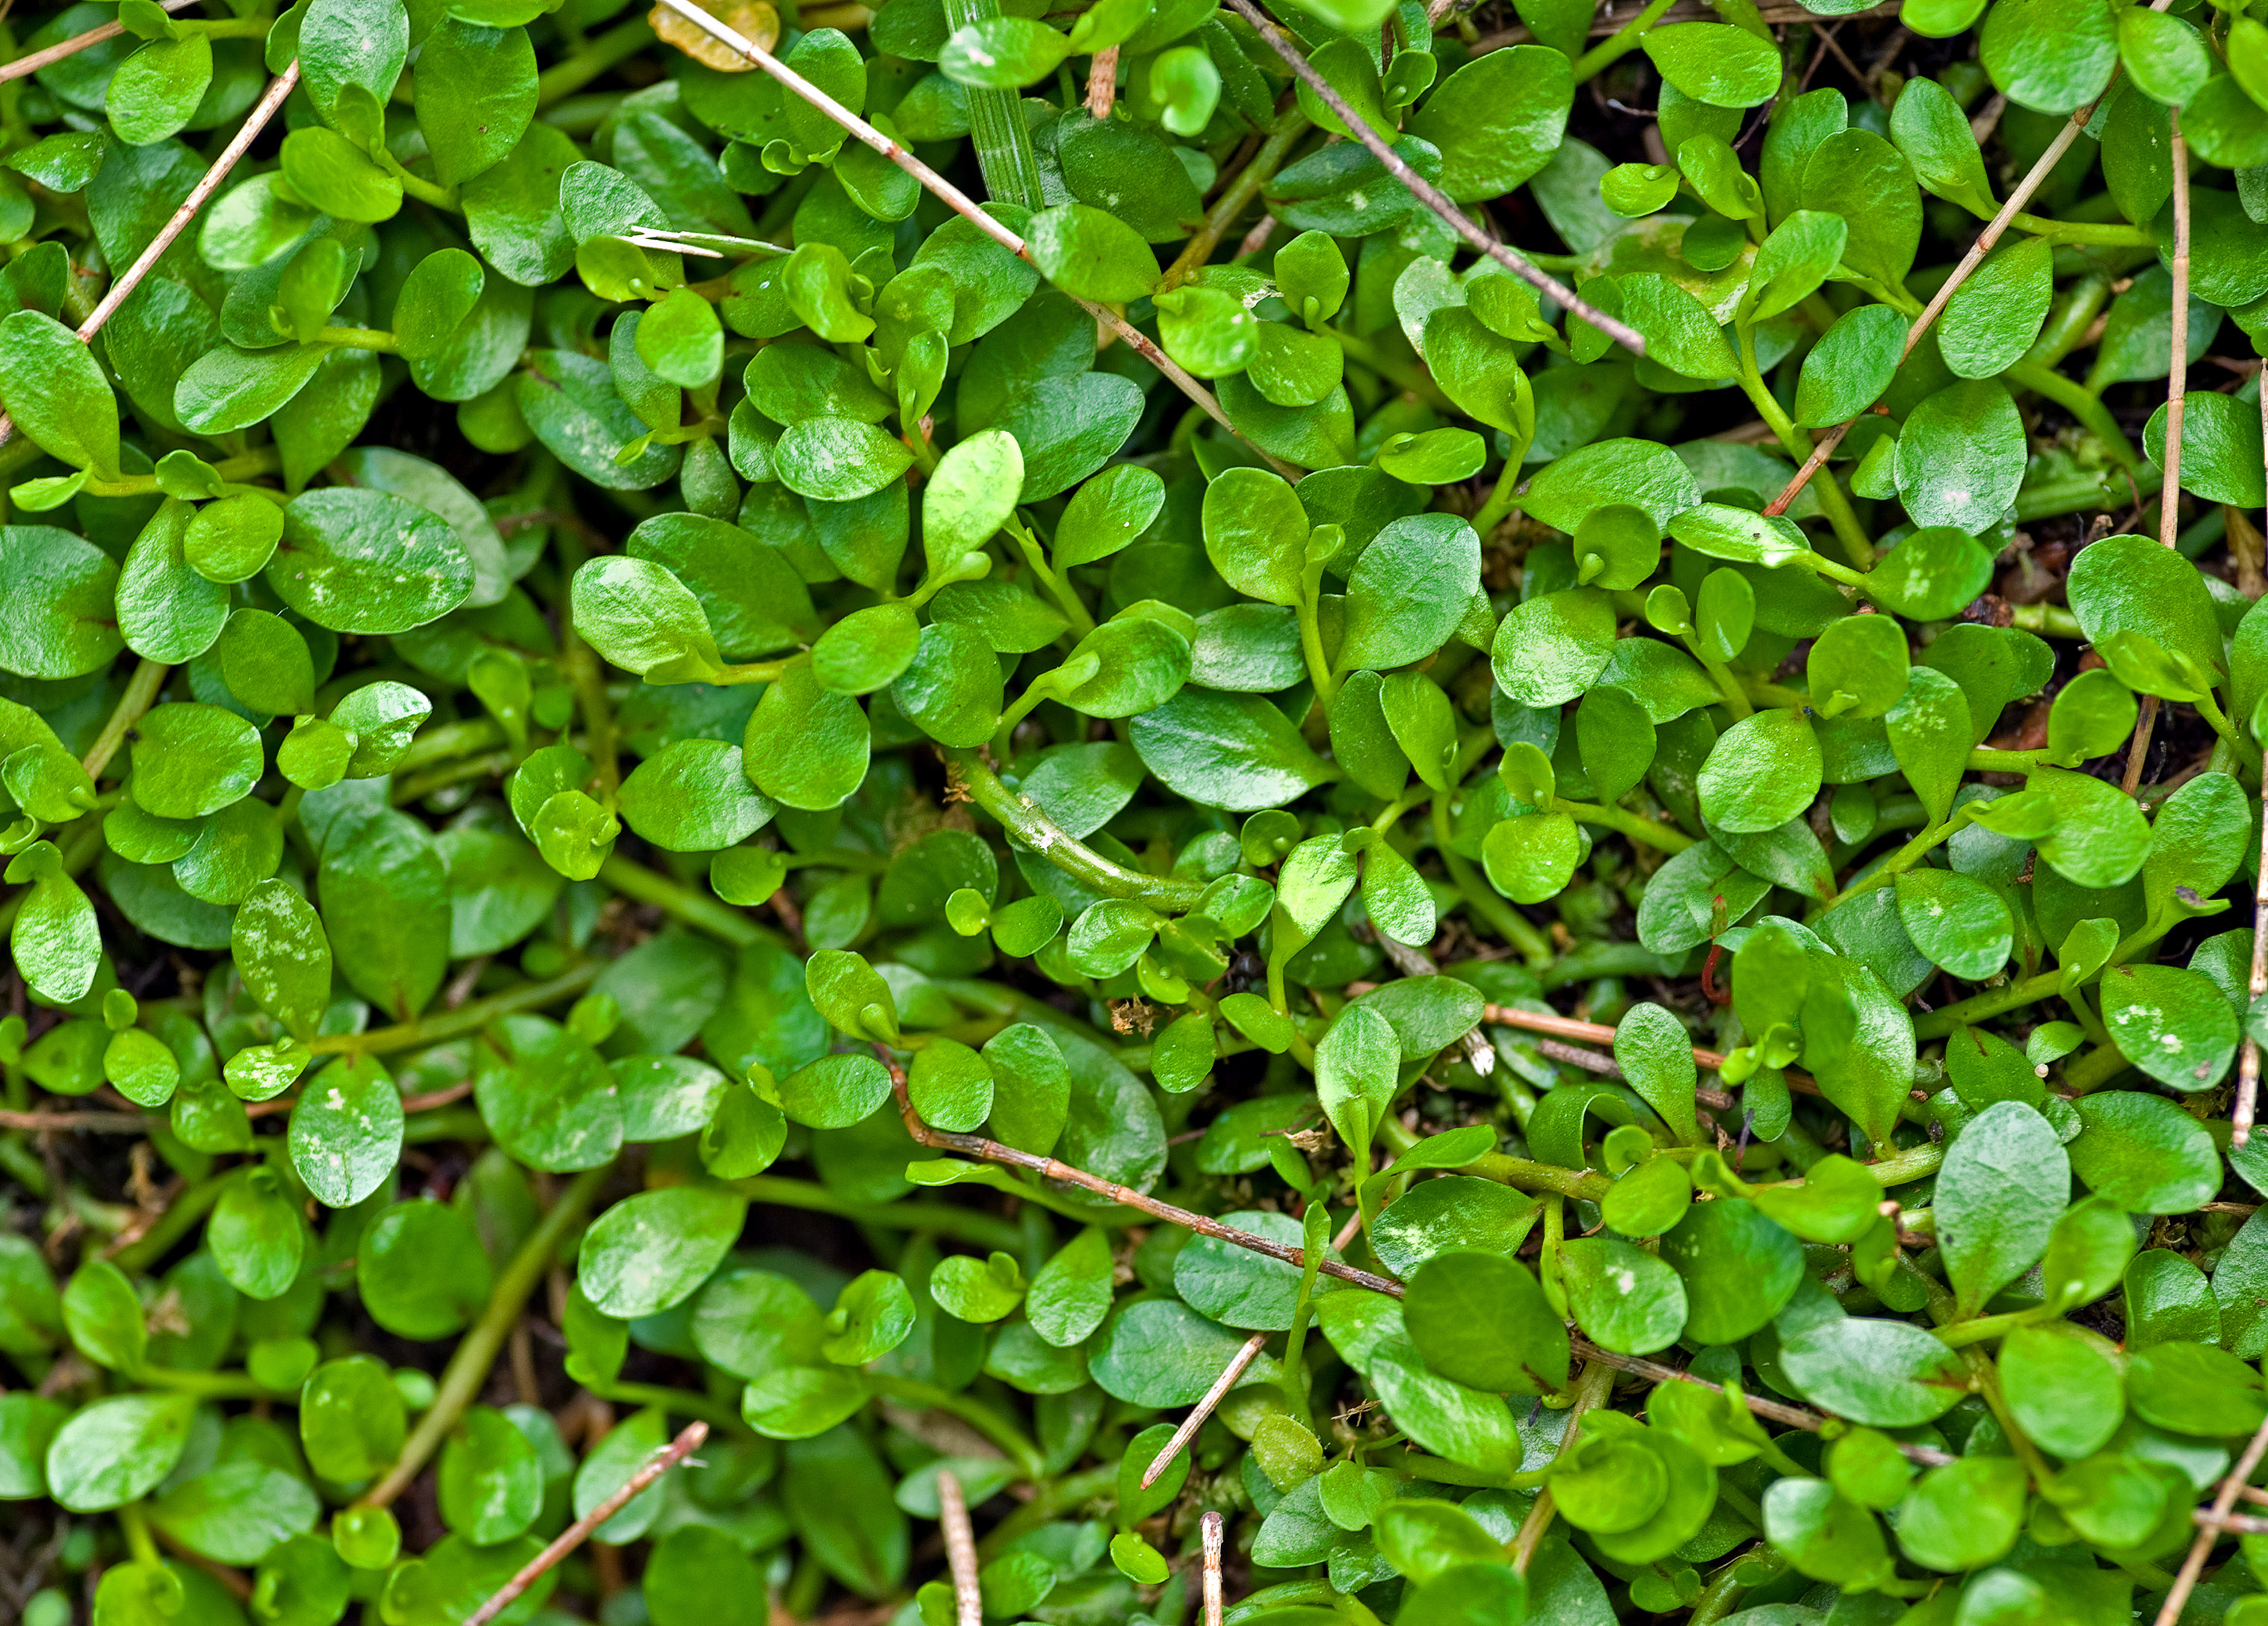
[{"left": 16, "top": 0, "right": 2268, "bottom": 1618}]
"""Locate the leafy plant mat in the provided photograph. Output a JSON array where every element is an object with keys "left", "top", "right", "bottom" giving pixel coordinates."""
[{"left": 7, "top": 0, "right": 2268, "bottom": 1622}]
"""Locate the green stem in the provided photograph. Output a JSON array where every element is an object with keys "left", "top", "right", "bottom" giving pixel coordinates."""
[
  {"left": 1551, "top": 796, "right": 1696, "bottom": 854},
  {"left": 306, "top": 964, "right": 605, "bottom": 1057},
  {"left": 1909, "top": 971, "right": 2060, "bottom": 1039},
  {"left": 1442, "top": 846, "right": 1551, "bottom": 970},
  {"left": 737, "top": 1174, "right": 1027, "bottom": 1252},
  {"left": 1470, "top": 468, "right": 1524, "bottom": 540},
  {"left": 179, "top": 15, "right": 274, "bottom": 35},
  {"left": 1467, "top": 1152, "right": 1612, "bottom": 1202},
  {"left": 1279, "top": 1225, "right": 1324, "bottom": 1432},
  {"left": 1570, "top": 0, "right": 1678, "bottom": 81},
  {"left": 712, "top": 652, "right": 812, "bottom": 686},
  {"left": 2010, "top": 211, "right": 2154, "bottom": 247},
  {"left": 117, "top": 1502, "right": 161, "bottom": 1567},
  {"left": 1295, "top": 592, "right": 1338, "bottom": 705},
  {"left": 2005, "top": 358, "right": 2140, "bottom": 470},
  {"left": 2061, "top": 1043, "right": 2131, "bottom": 1093},
  {"left": 555, "top": 522, "right": 620, "bottom": 801},
  {"left": 590, "top": 1379, "right": 753, "bottom": 1435},
  {"left": 359, "top": 1166, "right": 610, "bottom": 1507},
  {"left": 1933, "top": 1306, "right": 2048, "bottom": 1349},
  {"left": 1862, "top": 1141, "right": 1944, "bottom": 1187},
  {"left": 947, "top": 749, "right": 1208, "bottom": 908},
  {"left": 1007, "top": 518, "right": 1096, "bottom": 640},
  {"left": 980, "top": 1462, "right": 1119, "bottom": 1558},
  {"left": 535, "top": 16, "right": 655, "bottom": 105},
  {"left": 1159, "top": 117, "right": 1311, "bottom": 291},
  {"left": 388, "top": 718, "right": 507, "bottom": 776},
  {"left": 867, "top": 1375, "right": 1045, "bottom": 1480},
  {"left": 1968, "top": 746, "right": 2048, "bottom": 773},
  {"left": 2027, "top": 271, "right": 2112, "bottom": 368},
  {"left": 1734, "top": 330, "right": 1873, "bottom": 569},
  {"left": 2005, "top": 602, "right": 2086, "bottom": 638},
  {"left": 597, "top": 854, "right": 775, "bottom": 948},
  {"left": 133, "top": 1364, "right": 272, "bottom": 1399},
  {"left": 1433, "top": 794, "right": 1551, "bottom": 969},
  {"left": 110, "top": 1171, "right": 229, "bottom": 1275},
  {"left": 1331, "top": 327, "right": 1454, "bottom": 409},
  {"left": 83, "top": 658, "right": 170, "bottom": 780},
  {"left": 1823, "top": 808, "right": 1972, "bottom": 909},
  {"left": 316, "top": 325, "right": 400, "bottom": 353}
]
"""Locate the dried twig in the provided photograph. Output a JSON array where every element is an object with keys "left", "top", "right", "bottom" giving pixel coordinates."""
[
  {"left": 2123, "top": 103, "right": 2193, "bottom": 798},
  {"left": 880, "top": 1048, "right": 1406, "bottom": 1295},
  {"left": 1482, "top": 1002, "right": 1817, "bottom": 1103},
  {"left": 464, "top": 1421, "right": 708, "bottom": 1626},
  {"left": 936, "top": 1470, "right": 983, "bottom": 1626},
  {"left": 0, "top": 64, "right": 299, "bottom": 452},
  {"left": 0, "top": 1109, "right": 149, "bottom": 1132},
  {"left": 1083, "top": 44, "right": 1118, "bottom": 120},
  {"left": 1377, "top": 935, "right": 1493, "bottom": 1075},
  {"left": 644, "top": 0, "right": 1299, "bottom": 478},
  {"left": 1201, "top": 1512, "right": 1225, "bottom": 1626},
  {"left": 0, "top": 0, "right": 195, "bottom": 83},
  {"left": 2157, "top": 1411, "right": 2268, "bottom": 1623},
  {"left": 2242, "top": 406, "right": 2268, "bottom": 1149},
  {"left": 1767, "top": 49, "right": 2151, "bottom": 517},
  {"left": 1217, "top": 0, "right": 1646, "bottom": 356},
  {"left": 1139, "top": 1332, "right": 1269, "bottom": 1489}
]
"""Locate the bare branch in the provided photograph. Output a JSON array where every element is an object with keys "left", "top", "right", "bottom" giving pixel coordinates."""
[
  {"left": 0, "top": 0, "right": 197, "bottom": 84},
  {"left": 644, "top": 0, "right": 1301, "bottom": 479},
  {"left": 0, "top": 64, "right": 300, "bottom": 452},
  {"left": 1201, "top": 1512, "right": 1225, "bottom": 1626},
  {"left": 937, "top": 1470, "right": 983, "bottom": 1626},
  {"left": 1139, "top": 1332, "right": 1269, "bottom": 1489},
  {"left": 2168, "top": 1415, "right": 2268, "bottom": 1614},
  {"left": 465, "top": 1421, "right": 708, "bottom": 1626},
  {"left": 1217, "top": 0, "right": 1647, "bottom": 356}
]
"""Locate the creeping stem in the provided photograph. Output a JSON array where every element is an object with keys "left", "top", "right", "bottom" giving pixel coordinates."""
[
  {"left": 944, "top": 748, "right": 1208, "bottom": 909},
  {"left": 358, "top": 1166, "right": 611, "bottom": 1509}
]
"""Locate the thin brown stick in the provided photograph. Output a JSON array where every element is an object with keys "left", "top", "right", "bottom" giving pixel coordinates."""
[
  {"left": 1767, "top": 63, "right": 2130, "bottom": 518},
  {"left": 2122, "top": 695, "right": 2160, "bottom": 795},
  {"left": 1201, "top": 1512, "right": 1224, "bottom": 1626},
  {"left": 0, "top": 1109, "right": 150, "bottom": 1131},
  {"left": 2125, "top": 105, "right": 2193, "bottom": 799},
  {"left": 1139, "top": 1332, "right": 1268, "bottom": 1489},
  {"left": 2242, "top": 448, "right": 2268, "bottom": 1148},
  {"left": 1482, "top": 1002, "right": 1819, "bottom": 1101},
  {"left": 1084, "top": 44, "right": 1118, "bottom": 120},
  {"left": 1217, "top": 0, "right": 1646, "bottom": 356},
  {"left": 2160, "top": 1412, "right": 2268, "bottom": 1624},
  {"left": 0, "top": 64, "right": 299, "bottom": 452},
  {"left": 880, "top": 1049, "right": 1406, "bottom": 1295},
  {"left": 0, "top": 0, "right": 195, "bottom": 83},
  {"left": 1534, "top": 1036, "right": 1739, "bottom": 1108},
  {"left": 644, "top": 0, "right": 1297, "bottom": 479},
  {"left": 464, "top": 1421, "right": 708, "bottom": 1626},
  {"left": 937, "top": 1470, "right": 983, "bottom": 1626}
]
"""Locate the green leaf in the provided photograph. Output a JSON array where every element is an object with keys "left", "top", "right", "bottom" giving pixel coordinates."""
[
  {"left": 1025, "top": 204, "right": 1158, "bottom": 303},
  {"left": 1403, "top": 1250, "right": 1568, "bottom": 1393},
  {"left": 1640, "top": 23, "right": 1783, "bottom": 108},
  {"left": 576, "top": 1185, "right": 746, "bottom": 1318},
  {"left": 0, "top": 311, "right": 120, "bottom": 477},
  {"left": 288, "top": 1055, "right": 404, "bottom": 1208},
  {"left": 1314, "top": 1003, "right": 1399, "bottom": 1160}
]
